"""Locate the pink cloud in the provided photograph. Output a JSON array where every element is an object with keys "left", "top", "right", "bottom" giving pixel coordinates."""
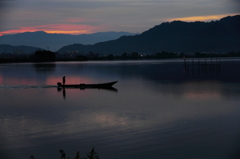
[{"left": 0, "top": 23, "right": 100, "bottom": 36}]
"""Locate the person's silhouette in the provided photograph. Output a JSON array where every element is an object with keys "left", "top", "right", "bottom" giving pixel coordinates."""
[{"left": 62, "top": 76, "right": 66, "bottom": 86}]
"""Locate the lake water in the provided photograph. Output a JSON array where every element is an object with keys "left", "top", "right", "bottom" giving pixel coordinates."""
[{"left": 0, "top": 59, "right": 240, "bottom": 159}]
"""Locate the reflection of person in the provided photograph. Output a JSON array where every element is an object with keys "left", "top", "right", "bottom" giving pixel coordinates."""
[
  {"left": 62, "top": 76, "right": 66, "bottom": 86},
  {"left": 63, "top": 88, "right": 66, "bottom": 99}
]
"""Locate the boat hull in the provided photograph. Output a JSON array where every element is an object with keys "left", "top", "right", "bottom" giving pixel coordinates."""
[{"left": 57, "top": 81, "right": 118, "bottom": 88}]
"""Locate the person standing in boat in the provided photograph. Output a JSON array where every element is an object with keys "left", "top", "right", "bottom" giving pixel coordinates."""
[{"left": 62, "top": 76, "right": 66, "bottom": 86}]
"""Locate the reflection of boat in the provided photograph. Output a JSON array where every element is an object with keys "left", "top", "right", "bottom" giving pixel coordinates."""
[{"left": 57, "top": 81, "right": 118, "bottom": 89}]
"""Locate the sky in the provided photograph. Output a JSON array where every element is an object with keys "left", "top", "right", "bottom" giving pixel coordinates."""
[{"left": 0, "top": 0, "right": 240, "bottom": 36}]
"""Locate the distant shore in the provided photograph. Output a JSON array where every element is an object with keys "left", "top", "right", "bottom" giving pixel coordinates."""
[{"left": 0, "top": 50, "right": 240, "bottom": 63}]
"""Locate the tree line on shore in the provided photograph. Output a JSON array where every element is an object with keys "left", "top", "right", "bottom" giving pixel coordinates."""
[{"left": 0, "top": 50, "right": 240, "bottom": 63}]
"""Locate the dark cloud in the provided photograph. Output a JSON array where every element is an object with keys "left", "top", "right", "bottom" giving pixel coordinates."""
[
  {"left": 0, "top": 0, "right": 7, "bottom": 9},
  {"left": 0, "top": 0, "right": 14, "bottom": 5},
  {"left": 233, "top": 0, "right": 240, "bottom": 13},
  {"left": 0, "top": 0, "right": 15, "bottom": 10}
]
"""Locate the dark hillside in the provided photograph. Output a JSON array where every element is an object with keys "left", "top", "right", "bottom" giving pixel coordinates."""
[
  {"left": 58, "top": 15, "right": 240, "bottom": 54},
  {"left": 0, "top": 44, "right": 43, "bottom": 54}
]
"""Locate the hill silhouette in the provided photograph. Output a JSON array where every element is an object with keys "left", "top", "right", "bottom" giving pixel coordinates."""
[
  {"left": 58, "top": 15, "right": 240, "bottom": 54},
  {"left": 0, "top": 44, "right": 43, "bottom": 54},
  {"left": 0, "top": 31, "right": 136, "bottom": 51}
]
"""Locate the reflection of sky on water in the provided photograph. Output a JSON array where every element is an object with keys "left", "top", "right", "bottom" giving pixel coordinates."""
[{"left": 0, "top": 59, "right": 240, "bottom": 159}]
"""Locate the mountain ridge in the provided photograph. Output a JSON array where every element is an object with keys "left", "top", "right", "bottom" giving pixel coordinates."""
[
  {"left": 58, "top": 15, "right": 240, "bottom": 54},
  {"left": 0, "top": 31, "right": 136, "bottom": 51}
]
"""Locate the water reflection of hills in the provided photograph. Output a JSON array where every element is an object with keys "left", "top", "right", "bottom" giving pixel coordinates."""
[
  {"left": 71, "top": 60, "right": 240, "bottom": 83},
  {"left": 63, "top": 60, "right": 240, "bottom": 98},
  {"left": 34, "top": 63, "right": 56, "bottom": 73}
]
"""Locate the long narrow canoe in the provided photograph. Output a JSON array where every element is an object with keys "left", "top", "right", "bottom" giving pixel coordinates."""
[{"left": 57, "top": 81, "right": 118, "bottom": 88}]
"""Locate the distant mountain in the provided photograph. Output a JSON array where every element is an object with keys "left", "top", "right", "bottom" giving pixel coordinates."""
[
  {"left": 0, "top": 31, "right": 136, "bottom": 51},
  {"left": 58, "top": 15, "right": 240, "bottom": 54},
  {"left": 0, "top": 44, "right": 43, "bottom": 54}
]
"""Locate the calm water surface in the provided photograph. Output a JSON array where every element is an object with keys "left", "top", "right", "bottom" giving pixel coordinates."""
[{"left": 0, "top": 59, "right": 240, "bottom": 159}]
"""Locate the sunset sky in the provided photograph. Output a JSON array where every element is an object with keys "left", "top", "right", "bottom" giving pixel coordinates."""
[{"left": 0, "top": 0, "right": 239, "bottom": 36}]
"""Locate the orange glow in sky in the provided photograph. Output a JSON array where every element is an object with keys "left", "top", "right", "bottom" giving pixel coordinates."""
[
  {"left": 0, "top": 30, "right": 31, "bottom": 36},
  {"left": 167, "top": 14, "right": 239, "bottom": 22},
  {"left": 0, "top": 23, "right": 97, "bottom": 36}
]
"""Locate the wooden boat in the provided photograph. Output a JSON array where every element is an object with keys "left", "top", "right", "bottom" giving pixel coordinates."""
[{"left": 57, "top": 81, "right": 118, "bottom": 88}]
